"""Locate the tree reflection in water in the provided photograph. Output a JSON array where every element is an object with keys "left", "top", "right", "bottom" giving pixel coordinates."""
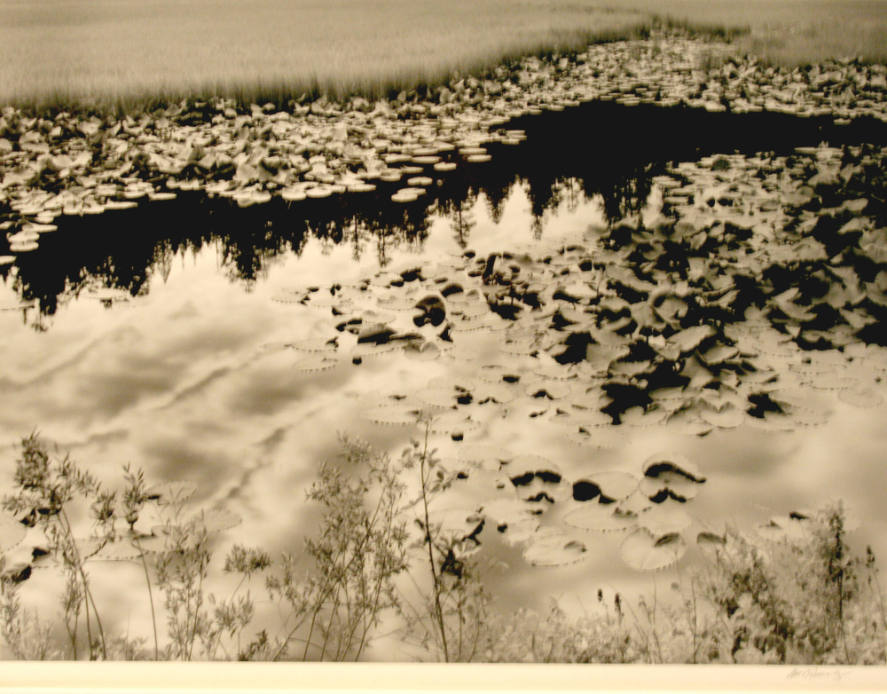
[{"left": 6, "top": 100, "right": 887, "bottom": 328}]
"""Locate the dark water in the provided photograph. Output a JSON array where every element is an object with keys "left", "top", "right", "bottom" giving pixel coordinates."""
[{"left": 6, "top": 101, "right": 887, "bottom": 320}]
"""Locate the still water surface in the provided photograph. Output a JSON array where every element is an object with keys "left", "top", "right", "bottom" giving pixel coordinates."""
[{"left": 2, "top": 102, "right": 886, "bottom": 654}]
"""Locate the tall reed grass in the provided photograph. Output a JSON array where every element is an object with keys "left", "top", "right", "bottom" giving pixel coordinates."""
[
  {"left": 0, "top": 0, "right": 648, "bottom": 112},
  {"left": 3, "top": 0, "right": 884, "bottom": 112},
  {"left": 614, "top": 0, "right": 887, "bottom": 65}
]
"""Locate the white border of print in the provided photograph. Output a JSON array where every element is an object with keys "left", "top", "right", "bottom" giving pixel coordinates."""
[{"left": 2, "top": 663, "right": 887, "bottom": 694}]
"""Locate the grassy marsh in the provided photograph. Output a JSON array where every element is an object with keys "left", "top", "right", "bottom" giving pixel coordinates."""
[
  {"left": 2, "top": 0, "right": 885, "bottom": 111},
  {"left": 0, "top": 0, "right": 648, "bottom": 110},
  {"left": 615, "top": 0, "right": 887, "bottom": 65}
]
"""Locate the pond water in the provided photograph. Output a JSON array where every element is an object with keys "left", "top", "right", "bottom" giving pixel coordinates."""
[{"left": 2, "top": 101, "right": 887, "bottom": 657}]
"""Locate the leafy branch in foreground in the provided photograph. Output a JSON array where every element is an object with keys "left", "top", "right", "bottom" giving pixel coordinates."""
[
  {"left": 2, "top": 433, "right": 885, "bottom": 664},
  {"left": 2, "top": 432, "right": 112, "bottom": 659},
  {"left": 396, "top": 419, "right": 492, "bottom": 663},
  {"left": 264, "top": 436, "right": 409, "bottom": 661},
  {"left": 480, "top": 503, "right": 887, "bottom": 665}
]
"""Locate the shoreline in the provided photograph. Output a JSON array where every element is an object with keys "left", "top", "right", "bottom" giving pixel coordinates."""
[{"left": 1, "top": 29, "right": 887, "bottom": 256}]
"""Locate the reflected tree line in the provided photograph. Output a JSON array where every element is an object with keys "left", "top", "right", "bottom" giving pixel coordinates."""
[{"left": 5, "top": 100, "right": 885, "bottom": 325}]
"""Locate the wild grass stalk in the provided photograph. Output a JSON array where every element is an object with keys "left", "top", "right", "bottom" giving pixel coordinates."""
[
  {"left": 2, "top": 433, "right": 112, "bottom": 659},
  {"left": 416, "top": 420, "right": 449, "bottom": 662},
  {"left": 121, "top": 465, "right": 158, "bottom": 660},
  {"left": 2, "top": 434, "right": 886, "bottom": 663}
]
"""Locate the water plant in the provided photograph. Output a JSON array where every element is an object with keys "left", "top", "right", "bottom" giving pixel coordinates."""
[
  {"left": 2, "top": 432, "right": 113, "bottom": 659},
  {"left": 1, "top": 432, "right": 885, "bottom": 663},
  {"left": 396, "top": 419, "right": 492, "bottom": 662},
  {"left": 263, "top": 435, "right": 409, "bottom": 661}
]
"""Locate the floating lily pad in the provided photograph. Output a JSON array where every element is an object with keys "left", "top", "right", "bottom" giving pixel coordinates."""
[
  {"left": 286, "top": 337, "right": 338, "bottom": 353},
  {"left": 525, "top": 380, "right": 573, "bottom": 400},
  {"left": 306, "top": 186, "right": 334, "bottom": 199},
  {"left": 416, "top": 387, "right": 459, "bottom": 409},
  {"left": 428, "top": 506, "right": 484, "bottom": 539},
  {"left": 481, "top": 497, "right": 534, "bottom": 525},
  {"left": 588, "top": 471, "right": 639, "bottom": 501},
  {"left": 146, "top": 191, "right": 175, "bottom": 202},
  {"left": 640, "top": 455, "right": 705, "bottom": 499},
  {"left": 698, "top": 405, "right": 746, "bottom": 429},
  {"left": 637, "top": 503, "right": 692, "bottom": 535},
  {"left": 669, "top": 325, "right": 715, "bottom": 354},
  {"left": 96, "top": 533, "right": 165, "bottom": 561},
  {"left": 509, "top": 454, "right": 554, "bottom": 472},
  {"left": 456, "top": 445, "right": 512, "bottom": 468},
  {"left": 376, "top": 294, "right": 421, "bottom": 311},
  {"left": 697, "top": 531, "right": 727, "bottom": 547},
  {"left": 22, "top": 222, "right": 57, "bottom": 234},
  {"left": 363, "top": 406, "right": 421, "bottom": 427},
  {"left": 347, "top": 182, "right": 376, "bottom": 193},
  {"left": 407, "top": 176, "right": 433, "bottom": 187},
  {"left": 280, "top": 187, "right": 307, "bottom": 202},
  {"left": 755, "top": 514, "right": 810, "bottom": 542},
  {"left": 522, "top": 528, "right": 587, "bottom": 567},
  {"left": 9, "top": 241, "right": 38, "bottom": 253},
  {"left": 619, "top": 529, "right": 687, "bottom": 571},
  {"left": 293, "top": 355, "right": 340, "bottom": 372},
  {"left": 642, "top": 453, "right": 705, "bottom": 484},
  {"left": 475, "top": 382, "right": 521, "bottom": 404},
  {"left": 403, "top": 340, "right": 443, "bottom": 361},
  {"left": 563, "top": 502, "right": 638, "bottom": 532},
  {"left": 428, "top": 410, "right": 481, "bottom": 435},
  {"left": 104, "top": 200, "right": 138, "bottom": 211},
  {"left": 391, "top": 189, "right": 421, "bottom": 203},
  {"left": 838, "top": 387, "right": 884, "bottom": 408}
]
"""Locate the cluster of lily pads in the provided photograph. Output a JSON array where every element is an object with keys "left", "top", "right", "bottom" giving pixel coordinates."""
[
  {"left": 428, "top": 448, "right": 712, "bottom": 571},
  {"left": 2, "top": 28, "right": 887, "bottom": 263},
  {"left": 245, "top": 136, "right": 883, "bottom": 570}
]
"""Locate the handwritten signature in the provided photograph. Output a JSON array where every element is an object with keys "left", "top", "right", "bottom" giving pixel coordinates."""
[{"left": 787, "top": 667, "right": 844, "bottom": 681}]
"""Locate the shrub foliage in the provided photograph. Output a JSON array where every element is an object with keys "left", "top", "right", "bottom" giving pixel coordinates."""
[{"left": 0, "top": 433, "right": 884, "bottom": 662}]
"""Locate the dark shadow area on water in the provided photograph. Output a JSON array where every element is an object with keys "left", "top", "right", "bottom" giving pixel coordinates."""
[{"left": 4, "top": 101, "right": 887, "bottom": 324}]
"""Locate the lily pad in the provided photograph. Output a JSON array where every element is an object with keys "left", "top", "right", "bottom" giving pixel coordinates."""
[
  {"left": 564, "top": 502, "right": 638, "bottom": 532},
  {"left": 669, "top": 325, "right": 716, "bottom": 354},
  {"left": 619, "top": 529, "right": 687, "bottom": 571},
  {"left": 522, "top": 528, "right": 587, "bottom": 567},
  {"left": 363, "top": 406, "right": 421, "bottom": 427},
  {"left": 587, "top": 471, "right": 639, "bottom": 501},
  {"left": 838, "top": 387, "right": 884, "bottom": 408},
  {"left": 698, "top": 404, "right": 746, "bottom": 429},
  {"left": 293, "top": 355, "right": 340, "bottom": 372},
  {"left": 456, "top": 445, "right": 512, "bottom": 468},
  {"left": 640, "top": 454, "right": 706, "bottom": 500},
  {"left": 637, "top": 503, "right": 693, "bottom": 535},
  {"left": 697, "top": 531, "right": 727, "bottom": 547},
  {"left": 641, "top": 453, "right": 705, "bottom": 483},
  {"left": 428, "top": 410, "right": 481, "bottom": 435}
]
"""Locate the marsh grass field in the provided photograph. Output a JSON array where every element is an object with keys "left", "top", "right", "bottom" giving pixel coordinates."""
[{"left": 1, "top": 0, "right": 886, "bottom": 111}]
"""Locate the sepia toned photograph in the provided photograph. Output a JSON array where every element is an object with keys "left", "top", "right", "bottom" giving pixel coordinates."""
[{"left": 1, "top": 0, "right": 886, "bottom": 686}]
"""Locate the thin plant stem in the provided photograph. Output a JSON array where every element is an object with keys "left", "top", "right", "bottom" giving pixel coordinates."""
[
  {"left": 132, "top": 536, "right": 159, "bottom": 660},
  {"left": 60, "top": 508, "right": 107, "bottom": 659},
  {"left": 187, "top": 565, "right": 205, "bottom": 661},
  {"left": 355, "top": 500, "right": 398, "bottom": 661},
  {"left": 418, "top": 425, "right": 448, "bottom": 659},
  {"left": 419, "top": 421, "right": 449, "bottom": 662}
]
